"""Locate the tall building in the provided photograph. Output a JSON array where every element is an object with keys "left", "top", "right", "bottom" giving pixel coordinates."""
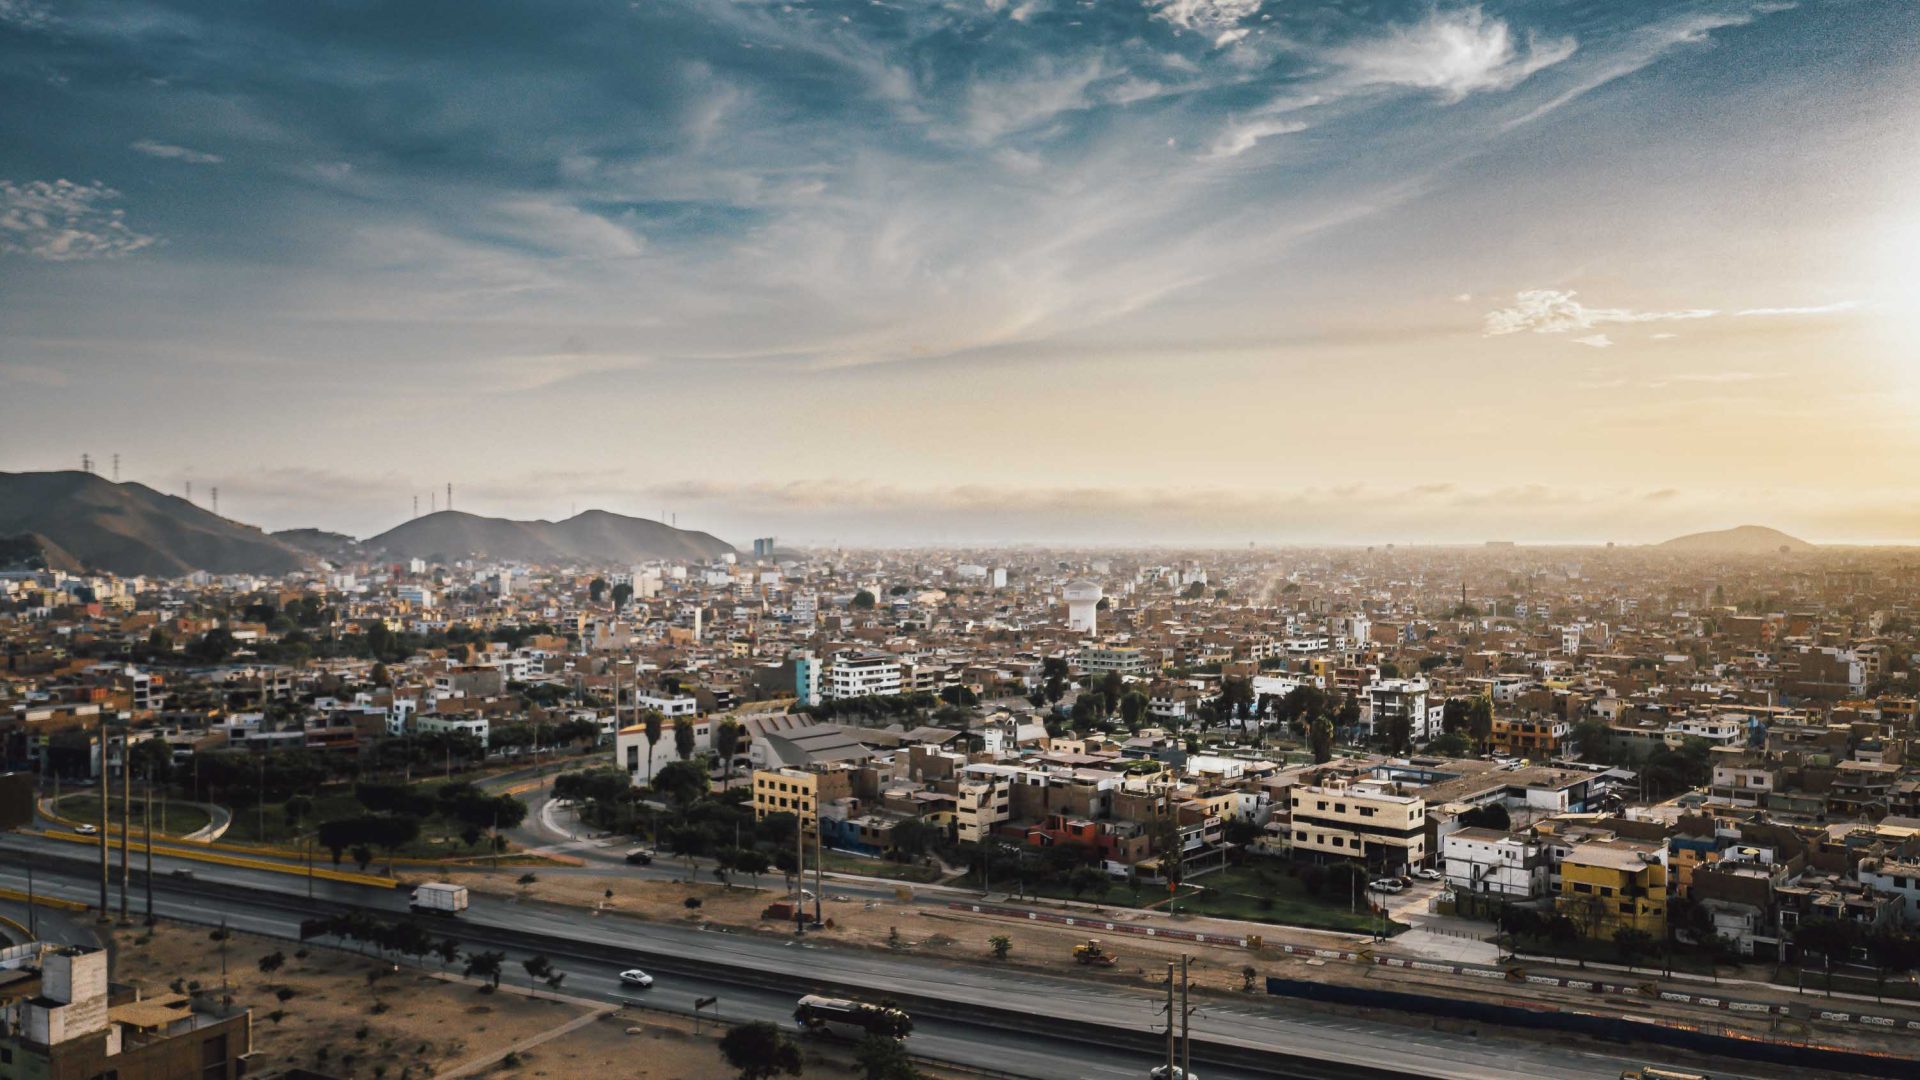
[
  {"left": 795, "top": 654, "right": 821, "bottom": 707},
  {"left": 1064, "top": 578, "right": 1101, "bottom": 635}
]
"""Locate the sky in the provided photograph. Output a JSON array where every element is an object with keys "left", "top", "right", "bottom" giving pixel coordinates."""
[{"left": 2, "top": 0, "right": 1917, "bottom": 547}]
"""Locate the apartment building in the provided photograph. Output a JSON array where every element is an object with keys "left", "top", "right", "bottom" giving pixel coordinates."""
[
  {"left": 751, "top": 766, "right": 854, "bottom": 833},
  {"left": 827, "top": 652, "right": 902, "bottom": 699},
  {"left": 1366, "top": 678, "right": 1430, "bottom": 741},
  {"left": 1443, "top": 827, "right": 1547, "bottom": 898},
  {"left": 1556, "top": 839, "right": 1669, "bottom": 940},
  {"left": 1288, "top": 781, "right": 1426, "bottom": 871},
  {"left": 1489, "top": 715, "right": 1569, "bottom": 758}
]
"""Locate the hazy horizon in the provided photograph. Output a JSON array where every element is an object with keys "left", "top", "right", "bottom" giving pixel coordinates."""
[{"left": 4, "top": 1, "right": 1916, "bottom": 546}]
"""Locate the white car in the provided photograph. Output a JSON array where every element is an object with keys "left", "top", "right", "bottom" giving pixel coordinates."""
[
  {"left": 72, "top": 824, "right": 98, "bottom": 835},
  {"left": 1413, "top": 867, "right": 1443, "bottom": 881},
  {"left": 1150, "top": 1067, "right": 1198, "bottom": 1079},
  {"left": 1369, "top": 878, "right": 1407, "bottom": 894},
  {"left": 618, "top": 969, "right": 654, "bottom": 988}
]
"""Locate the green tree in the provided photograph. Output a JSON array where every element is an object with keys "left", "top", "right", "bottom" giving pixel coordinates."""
[
  {"left": 589, "top": 578, "right": 608, "bottom": 603},
  {"left": 717, "top": 1021, "right": 803, "bottom": 1080},
  {"left": 652, "top": 759, "right": 710, "bottom": 806},
  {"left": 988, "top": 935, "right": 1012, "bottom": 960},
  {"left": 1465, "top": 696, "right": 1494, "bottom": 754},
  {"left": 462, "top": 950, "right": 505, "bottom": 989},
  {"left": 852, "top": 590, "right": 876, "bottom": 610},
  {"left": 714, "top": 719, "right": 742, "bottom": 783},
  {"left": 1119, "top": 690, "right": 1149, "bottom": 732},
  {"left": 889, "top": 818, "right": 942, "bottom": 860},
  {"left": 610, "top": 581, "right": 634, "bottom": 608},
  {"left": 1310, "top": 718, "right": 1334, "bottom": 764},
  {"left": 853, "top": 1034, "right": 920, "bottom": 1080},
  {"left": 674, "top": 715, "right": 697, "bottom": 761},
  {"left": 642, "top": 709, "right": 664, "bottom": 788}
]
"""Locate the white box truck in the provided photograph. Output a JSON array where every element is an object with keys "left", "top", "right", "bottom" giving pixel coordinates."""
[{"left": 409, "top": 882, "right": 469, "bottom": 915}]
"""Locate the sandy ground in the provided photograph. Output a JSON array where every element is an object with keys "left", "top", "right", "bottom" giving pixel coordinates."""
[{"left": 107, "top": 921, "right": 895, "bottom": 1080}]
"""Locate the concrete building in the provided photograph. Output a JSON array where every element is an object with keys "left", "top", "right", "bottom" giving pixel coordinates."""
[
  {"left": 1287, "top": 780, "right": 1427, "bottom": 871},
  {"left": 1064, "top": 579, "right": 1101, "bottom": 635},
  {"left": 827, "top": 652, "right": 902, "bottom": 699}
]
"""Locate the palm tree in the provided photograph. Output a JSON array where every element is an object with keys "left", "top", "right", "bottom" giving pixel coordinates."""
[{"left": 642, "top": 709, "right": 664, "bottom": 788}]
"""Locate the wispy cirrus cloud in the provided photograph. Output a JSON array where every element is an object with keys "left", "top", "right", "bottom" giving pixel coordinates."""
[
  {"left": 1483, "top": 289, "right": 1716, "bottom": 336},
  {"left": 130, "top": 139, "right": 223, "bottom": 165},
  {"left": 1331, "top": 7, "right": 1575, "bottom": 101},
  {"left": 0, "top": 179, "right": 156, "bottom": 261},
  {"left": 1484, "top": 289, "right": 1860, "bottom": 343}
]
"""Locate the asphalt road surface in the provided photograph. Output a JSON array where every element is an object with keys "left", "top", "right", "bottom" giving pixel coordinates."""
[{"left": 0, "top": 832, "right": 1736, "bottom": 1079}]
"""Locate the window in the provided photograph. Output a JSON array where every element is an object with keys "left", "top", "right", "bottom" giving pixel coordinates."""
[{"left": 1573, "top": 882, "right": 1592, "bottom": 893}]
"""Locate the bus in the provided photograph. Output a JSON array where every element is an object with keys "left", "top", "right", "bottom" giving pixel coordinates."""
[{"left": 793, "top": 995, "right": 913, "bottom": 1041}]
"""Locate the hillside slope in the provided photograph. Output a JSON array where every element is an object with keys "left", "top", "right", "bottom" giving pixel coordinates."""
[
  {"left": 1658, "top": 524, "right": 1814, "bottom": 554},
  {"left": 362, "top": 509, "right": 732, "bottom": 564},
  {"left": 0, "top": 472, "right": 311, "bottom": 576}
]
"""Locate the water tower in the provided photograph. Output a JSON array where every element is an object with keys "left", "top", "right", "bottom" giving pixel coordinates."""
[{"left": 1064, "top": 578, "right": 1102, "bottom": 635}]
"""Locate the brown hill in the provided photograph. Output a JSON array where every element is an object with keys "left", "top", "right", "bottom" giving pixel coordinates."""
[
  {"left": 363, "top": 509, "right": 733, "bottom": 564},
  {"left": 1658, "top": 525, "right": 1814, "bottom": 554},
  {"left": 0, "top": 471, "right": 310, "bottom": 577}
]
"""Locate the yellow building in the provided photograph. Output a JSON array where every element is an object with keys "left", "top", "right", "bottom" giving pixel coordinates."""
[
  {"left": 751, "top": 767, "right": 852, "bottom": 834},
  {"left": 1556, "top": 839, "right": 1669, "bottom": 940},
  {"left": 1288, "top": 781, "right": 1427, "bottom": 871}
]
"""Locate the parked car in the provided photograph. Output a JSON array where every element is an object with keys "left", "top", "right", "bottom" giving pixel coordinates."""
[
  {"left": 1369, "top": 878, "right": 1407, "bottom": 894},
  {"left": 619, "top": 969, "right": 654, "bottom": 988},
  {"left": 1150, "top": 1067, "right": 1199, "bottom": 1079},
  {"left": 624, "top": 848, "right": 654, "bottom": 866},
  {"left": 1413, "top": 867, "right": 1443, "bottom": 881},
  {"left": 72, "top": 824, "right": 97, "bottom": 835}
]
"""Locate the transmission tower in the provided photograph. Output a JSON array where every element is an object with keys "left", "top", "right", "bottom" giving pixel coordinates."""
[
  {"left": 446, "top": 483, "right": 453, "bottom": 512},
  {"left": 80, "top": 453, "right": 92, "bottom": 474},
  {"left": 112, "top": 454, "right": 120, "bottom": 482},
  {"left": 211, "top": 487, "right": 219, "bottom": 516},
  {"left": 185, "top": 480, "right": 193, "bottom": 503}
]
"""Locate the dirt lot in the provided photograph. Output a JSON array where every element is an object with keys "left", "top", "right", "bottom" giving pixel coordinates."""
[
  {"left": 455, "top": 866, "right": 1349, "bottom": 997},
  {"left": 107, "top": 921, "right": 890, "bottom": 1079}
]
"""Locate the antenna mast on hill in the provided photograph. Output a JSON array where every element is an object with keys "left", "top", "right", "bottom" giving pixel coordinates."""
[
  {"left": 430, "top": 490, "right": 436, "bottom": 513},
  {"left": 80, "top": 453, "right": 92, "bottom": 474},
  {"left": 112, "top": 454, "right": 120, "bottom": 482},
  {"left": 211, "top": 487, "right": 219, "bottom": 516},
  {"left": 447, "top": 483, "right": 453, "bottom": 512},
  {"left": 185, "top": 481, "right": 193, "bottom": 503},
  {"left": 413, "top": 495, "right": 419, "bottom": 518}
]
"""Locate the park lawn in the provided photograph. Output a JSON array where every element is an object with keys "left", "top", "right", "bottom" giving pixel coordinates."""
[
  {"left": 1173, "top": 865, "right": 1394, "bottom": 935},
  {"left": 816, "top": 849, "right": 943, "bottom": 885},
  {"left": 54, "top": 794, "right": 212, "bottom": 838},
  {"left": 953, "top": 862, "right": 1394, "bottom": 935},
  {"left": 216, "top": 786, "right": 524, "bottom": 862}
]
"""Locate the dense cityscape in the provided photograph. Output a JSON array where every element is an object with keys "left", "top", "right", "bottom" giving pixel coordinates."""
[
  {"left": 4, "top": 515, "right": 1920, "bottom": 1078},
  {"left": 5, "top": 0, "right": 1916, "bottom": 1078}
]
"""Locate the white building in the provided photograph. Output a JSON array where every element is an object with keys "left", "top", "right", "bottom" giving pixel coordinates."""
[
  {"left": 1366, "top": 678, "right": 1432, "bottom": 741},
  {"left": 1064, "top": 579, "right": 1102, "bottom": 635},
  {"left": 827, "top": 652, "right": 902, "bottom": 699},
  {"left": 1443, "top": 828, "right": 1548, "bottom": 897},
  {"left": 636, "top": 693, "right": 700, "bottom": 719}
]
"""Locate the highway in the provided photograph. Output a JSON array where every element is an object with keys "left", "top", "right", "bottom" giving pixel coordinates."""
[{"left": 0, "top": 832, "right": 1678, "bottom": 1079}]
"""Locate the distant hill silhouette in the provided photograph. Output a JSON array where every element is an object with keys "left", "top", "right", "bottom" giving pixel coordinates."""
[
  {"left": 363, "top": 509, "right": 733, "bottom": 564},
  {"left": 0, "top": 471, "right": 310, "bottom": 576},
  {"left": 1658, "top": 524, "right": 1814, "bottom": 554},
  {"left": 273, "top": 527, "right": 360, "bottom": 561}
]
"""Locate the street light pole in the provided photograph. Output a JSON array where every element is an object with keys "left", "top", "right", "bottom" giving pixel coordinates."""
[{"left": 143, "top": 764, "right": 154, "bottom": 924}]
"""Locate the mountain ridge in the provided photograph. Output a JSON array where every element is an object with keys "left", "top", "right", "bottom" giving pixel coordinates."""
[
  {"left": 1658, "top": 524, "right": 1814, "bottom": 554},
  {"left": 362, "top": 508, "right": 734, "bottom": 564},
  {"left": 0, "top": 471, "right": 311, "bottom": 576}
]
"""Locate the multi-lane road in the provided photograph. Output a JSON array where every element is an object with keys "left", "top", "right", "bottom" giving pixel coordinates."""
[{"left": 0, "top": 831, "right": 1750, "bottom": 1080}]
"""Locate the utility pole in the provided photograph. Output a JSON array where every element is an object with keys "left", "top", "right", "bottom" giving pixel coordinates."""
[
  {"left": 794, "top": 819, "right": 806, "bottom": 936},
  {"left": 813, "top": 817, "right": 824, "bottom": 927},
  {"left": 1181, "top": 953, "right": 1192, "bottom": 1080},
  {"left": 143, "top": 763, "right": 154, "bottom": 924},
  {"left": 1164, "top": 961, "right": 1176, "bottom": 1077},
  {"left": 119, "top": 734, "right": 131, "bottom": 923},
  {"left": 96, "top": 715, "right": 110, "bottom": 920}
]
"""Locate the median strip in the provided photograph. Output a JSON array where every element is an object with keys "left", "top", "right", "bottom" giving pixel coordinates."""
[{"left": 34, "top": 830, "right": 398, "bottom": 888}]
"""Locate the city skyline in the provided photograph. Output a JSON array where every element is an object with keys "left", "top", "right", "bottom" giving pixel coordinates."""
[{"left": 3, "top": 1, "right": 1917, "bottom": 544}]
